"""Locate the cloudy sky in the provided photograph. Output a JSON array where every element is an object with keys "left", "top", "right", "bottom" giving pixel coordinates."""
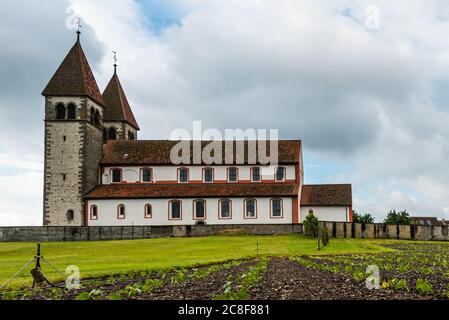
[{"left": 1, "top": 0, "right": 449, "bottom": 225}]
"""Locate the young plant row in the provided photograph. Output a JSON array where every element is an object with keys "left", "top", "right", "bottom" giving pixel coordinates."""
[{"left": 213, "top": 258, "right": 268, "bottom": 300}]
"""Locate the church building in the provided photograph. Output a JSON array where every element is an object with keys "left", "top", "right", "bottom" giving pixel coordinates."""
[{"left": 42, "top": 31, "right": 353, "bottom": 227}]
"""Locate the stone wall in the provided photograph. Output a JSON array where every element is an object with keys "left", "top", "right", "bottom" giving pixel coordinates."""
[{"left": 0, "top": 223, "right": 447, "bottom": 242}]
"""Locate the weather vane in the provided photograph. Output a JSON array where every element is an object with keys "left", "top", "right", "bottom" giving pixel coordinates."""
[
  {"left": 113, "top": 51, "right": 118, "bottom": 73},
  {"left": 75, "top": 17, "right": 82, "bottom": 41},
  {"left": 76, "top": 17, "right": 82, "bottom": 33}
]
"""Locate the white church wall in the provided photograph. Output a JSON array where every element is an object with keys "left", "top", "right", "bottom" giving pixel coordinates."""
[
  {"left": 87, "top": 197, "right": 293, "bottom": 226},
  {"left": 300, "top": 206, "right": 350, "bottom": 223}
]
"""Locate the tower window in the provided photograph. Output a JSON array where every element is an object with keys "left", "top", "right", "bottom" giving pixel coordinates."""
[
  {"left": 94, "top": 110, "right": 101, "bottom": 126},
  {"left": 63, "top": 136, "right": 66, "bottom": 141},
  {"left": 62, "top": 174, "right": 66, "bottom": 181},
  {"left": 55, "top": 103, "right": 66, "bottom": 120},
  {"left": 66, "top": 210, "right": 74, "bottom": 222},
  {"left": 90, "top": 107, "right": 95, "bottom": 123},
  {"left": 108, "top": 128, "right": 117, "bottom": 140},
  {"left": 128, "top": 131, "right": 135, "bottom": 140},
  {"left": 67, "top": 103, "right": 76, "bottom": 120}
]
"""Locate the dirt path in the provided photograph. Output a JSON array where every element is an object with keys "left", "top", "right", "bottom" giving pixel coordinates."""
[{"left": 249, "top": 257, "right": 428, "bottom": 300}]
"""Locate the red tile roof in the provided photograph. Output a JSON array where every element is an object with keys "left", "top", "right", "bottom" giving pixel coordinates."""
[
  {"left": 85, "top": 183, "right": 299, "bottom": 199},
  {"left": 42, "top": 39, "right": 105, "bottom": 106},
  {"left": 102, "top": 73, "right": 140, "bottom": 130},
  {"left": 301, "top": 184, "right": 352, "bottom": 206},
  {"left": 101, "top": 140, "right": 301, "bottom": 165}
]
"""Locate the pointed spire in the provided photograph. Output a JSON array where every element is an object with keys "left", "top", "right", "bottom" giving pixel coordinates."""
[
  {"left": 102, "top": 70, "right": 140, "bottom": 130},
  {"left": 42, "top": 32, "right": 105, "bottom": 106}
]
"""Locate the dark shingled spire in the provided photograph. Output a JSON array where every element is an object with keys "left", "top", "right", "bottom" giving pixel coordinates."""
[
  {"left": 42, "top": 34, "right": 105, "bottom": 106},
  {"left": 102, "top": 71, "right": 140, "bottom": 130}
]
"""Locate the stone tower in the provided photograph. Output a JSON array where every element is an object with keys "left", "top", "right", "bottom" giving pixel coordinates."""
[{"left": 42, "top": 32, "right": 105, "bottom": 226}]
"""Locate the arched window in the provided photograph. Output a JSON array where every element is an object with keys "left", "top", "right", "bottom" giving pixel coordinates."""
[
  {"left": 56, "top": 103, "right": 66, "bottom": 120},
  {"left": 270, "top": 199, "right": 283, "bottom": 218},
  {"left": 67, "top": 103, "right": 76, "bottom": 119},
  {"left": 244, "top": 199, "right": 257, "bottom": 219},
  {"left": 178, "top": 168, "right": 189, "bottom": 183},
  {"left": 108, "top": 128, "right": 117, "bottom": 140},
  {"left": 169, "top": 200, "right": 182, "bottom": 220},
  {"left": 94, "top": 110, "right": 101, "bottom": 126},
  {"left": 117, "top": 204, "right": 126, "bottom": 219},
  {"left": 193, "top": 199, "right": 206, "bottom": 220},
  {"left": 203, "top": 168, "right": 214, "bottom": 183},
  {"left": 251, "top": 167, "right": 261, "bottom": 182},
  {"left": 90, "top": 205, "right": 98, "bottom": 220},
  {"left": 144, "top": 204, "right": 152, "bottom": 219},
  {"left": 275, "top": 167, "right": 286, "bottom": 181},
  {"left": 227, "top": 167, "right": 239, "bottom": 182},
  {"left": 90, "top": 107, "right": 95, "bottom": 123},
  {"left": 218, "top": 199, "right": 232, "bottom": 219},
  {"left": 66, "top": 210, "right": 74, "bottom": 222}
]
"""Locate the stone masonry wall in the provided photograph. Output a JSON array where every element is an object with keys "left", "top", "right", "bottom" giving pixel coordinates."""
[
  {"left": 0, "top": 223, "right": 447, "bottom": 242},
  {"left": 44, "top": 96, "right": 104, "bottom": 226}
]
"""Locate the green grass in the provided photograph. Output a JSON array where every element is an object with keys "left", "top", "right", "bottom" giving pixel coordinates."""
[{"left": 0, "top": 234, "right": 392, "bottom": 288}]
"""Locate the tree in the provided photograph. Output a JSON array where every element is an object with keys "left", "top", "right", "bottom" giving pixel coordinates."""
[
  {"left": 352, "top": 210, "right": 375, "bottom": 224},
  {"left": 304, "top": 212, "right": 319, "bottom": 237},
  {"left": 383, "top": 210, "right": 411, "bottom": 225}
]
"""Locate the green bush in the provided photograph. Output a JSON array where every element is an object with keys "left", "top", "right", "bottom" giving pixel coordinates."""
[
  {"left": 304, "top": 212, "right": 319, "bottom": 237},
  {"left": 384, "top": 210, "right": 411, "bottom": 225},
  {"left": 352, "top": 211, "right": 375, "bottom": 224}
]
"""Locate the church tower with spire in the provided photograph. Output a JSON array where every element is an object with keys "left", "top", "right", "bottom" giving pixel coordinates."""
[
  {"left": 102, "top": 59, "right": 140, "bottom": 140},
  {"left": 42, "top": 31, "right": 106, "bottom": 226}
]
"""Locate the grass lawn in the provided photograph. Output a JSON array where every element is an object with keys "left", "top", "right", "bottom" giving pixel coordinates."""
[{"left": 0, "top": 234, "right": 392, "bottom": 288}]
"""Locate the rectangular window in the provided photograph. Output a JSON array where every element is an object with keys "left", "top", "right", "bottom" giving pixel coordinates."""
[
  {"left": 111, "top": 169, "right": 122, "bottom": 183},
  {"left": 228, "top": 168, "right": 238, "bottom": 182},
  {"left": 203, "top": 168, "right": 214, "bottom": 183},
  {"left": 194, "top": 200, "right": 206, "bottom": 219},
  {"left": 252, "top": 168, "right": 261, "bottom": 182},
  {"left": 170, "top": 201, "right": 182, "bottom": 220},
  {"left": 276, "top": 167, "right": 286, "bottom": 181},
  {"left": 219, "top": 200, "right": 231, "bottom": 219},
  {"left": 271, "top": 199, "right": 282, "bottom": 218},
  {"left": 141, "top": 168, "right": 152, "bottom": 183},
  {"left": 179, "top": 168, "right": 189, "bottom": 183},
  {"left": 245, "top": 199, "right": 257, "bottom": 218}
]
